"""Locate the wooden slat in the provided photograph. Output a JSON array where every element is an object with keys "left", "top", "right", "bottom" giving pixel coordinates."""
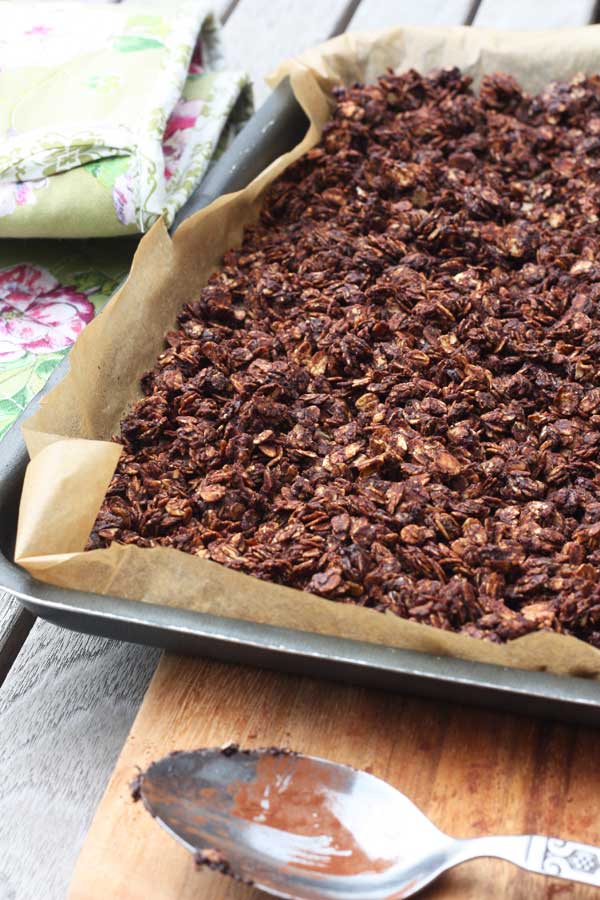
[
  {"left": 0, "top": 621, "right": 159, "bottom": 900},
  {"left": 0, "top": 592, "right": 34, "bottom": 687},
  {"left": 221, "top": 0, "right": 358, "bottom": 104},
  {"left": 70, "top": 655, "right": 600, "bottom": 900},
  {"left": 473, "top": 0, "right": 597, "bottom": 28},
  {"left": 349, "top": 0, "right": 474, "bottom": 30}
]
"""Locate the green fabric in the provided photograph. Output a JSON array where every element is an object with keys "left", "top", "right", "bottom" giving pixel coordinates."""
[{"left": 0, "top": 1, "right": 252, "bottom": 237}]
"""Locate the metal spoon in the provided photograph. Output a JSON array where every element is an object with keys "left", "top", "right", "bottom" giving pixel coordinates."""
[{"left": 134, "top": 746, "right": 600, "bottom": 898}]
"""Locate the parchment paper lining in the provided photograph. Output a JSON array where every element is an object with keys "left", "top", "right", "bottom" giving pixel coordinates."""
[{"left": 16, "top": 26, "right": 600, "bottom": 679}]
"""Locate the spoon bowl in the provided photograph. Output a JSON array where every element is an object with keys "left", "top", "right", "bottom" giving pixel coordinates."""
[{"left": 135, "top": 746, "right": 600, "bottom": 899}]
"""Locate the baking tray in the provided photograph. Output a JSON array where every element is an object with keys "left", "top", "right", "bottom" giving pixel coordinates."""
[{"left": 1, "top": 79, "right": 599, "bottom": 725}]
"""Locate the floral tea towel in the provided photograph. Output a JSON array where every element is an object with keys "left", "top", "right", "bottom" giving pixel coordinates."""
[
  {"left": 0, "top": 1, "right": 251, "bottom": 237},
  {"left": 0, "top": 239, "right": 136, "bottom": 440}
]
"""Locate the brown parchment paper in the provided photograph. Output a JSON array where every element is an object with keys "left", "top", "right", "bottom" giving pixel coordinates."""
[{"left": 16, "top": 26, "right": 600, "bottom": 679}]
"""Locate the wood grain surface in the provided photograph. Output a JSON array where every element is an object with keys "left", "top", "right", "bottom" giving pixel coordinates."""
[
  {"left": 0, "top": 620, "right": 159, "bottom": 900},
  {"left": 70, "top": 655, "right": 600, "bottom": 900},
  {"left": 0, "top": 592, "right": 34, "bottom": 688}
]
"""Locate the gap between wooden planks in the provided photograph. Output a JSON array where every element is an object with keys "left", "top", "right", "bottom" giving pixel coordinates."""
[{"left": 70, "top": 655, "right": 599, "bottom": 900}]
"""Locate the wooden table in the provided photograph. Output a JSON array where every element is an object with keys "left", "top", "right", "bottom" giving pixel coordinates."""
[{"left": 2, "top": 1, "right": 600, "bottom": 898}]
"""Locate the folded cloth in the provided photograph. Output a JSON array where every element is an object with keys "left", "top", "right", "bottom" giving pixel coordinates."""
[
  {"left": 0, "top": 1, "right": 252, "bottom": 237},
  {"left": 0, "top": 1, "right": 253, "bottom": 439}
]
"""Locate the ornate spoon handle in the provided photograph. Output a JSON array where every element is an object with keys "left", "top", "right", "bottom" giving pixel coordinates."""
[
  {"left": 525, "top": 836, "right": 600, "bottom": 886},
  {"left": 456, "top": 834, "right": 600, "bottom": 887}
]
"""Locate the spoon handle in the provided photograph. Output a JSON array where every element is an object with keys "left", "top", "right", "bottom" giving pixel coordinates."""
[
  {"left": 524, "top": 836, "right": 600, "bottom": 886},
  {"left": 457, "top": 834, "right": 600, "bottom": 887}
]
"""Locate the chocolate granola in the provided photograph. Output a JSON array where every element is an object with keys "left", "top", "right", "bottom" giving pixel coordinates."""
[{"left": 88, "top": 68, "right": 600, "bottom": 647}]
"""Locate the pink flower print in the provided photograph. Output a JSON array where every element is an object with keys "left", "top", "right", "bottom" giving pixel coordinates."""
[
  {"left": 164, "top": 99, "right": 202, "bottom": 141},
  {"left": 162, "top": 99, "right": 202, "bottom": 181},
  {"left": 15, "top": 183, "right": 35, "bottom": 206},
  {"left": 25, "top": 25, "right": 53, "bottom": 37},
  {"left": 0, "top": 264, "right": 57, "bottom": 299},
  {"left": 163, "top": 130, "right": 188, "bottom": 180},
  {"left": 190, "top": 41, "right": 203, "bottom": 75},
  {"left": 0, "top": 265, "right": 95, "bottom": 361},
  {"left": 0, "top": 339, "right": 25, "bottom": 363},
  {"left": 0, "top": 178, "right": 48, "bottom": 218},
  {"left": 112, "top": 172, "right": 136, "bottom": 226}
]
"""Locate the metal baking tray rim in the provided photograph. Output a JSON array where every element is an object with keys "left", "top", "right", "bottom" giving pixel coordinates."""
[
  {"left": 8, "top": 580, "right": 600, "bottom": 704},
  {"left": 1, "top": 80, "right": 599, "bottom": 724}
]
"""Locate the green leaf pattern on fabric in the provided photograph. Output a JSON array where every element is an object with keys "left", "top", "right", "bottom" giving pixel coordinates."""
[
  {"left": 85, "top": 75, "right": 122, "bottom": 95},
  {"left": 112, "top": 36, "right": 165, "bottom": 53},
  {"left": 0, "top": 353, "right": 66, "bottom": 440},
  {"left": 85, "top": 156, "right": 130, "bottom": 190}
]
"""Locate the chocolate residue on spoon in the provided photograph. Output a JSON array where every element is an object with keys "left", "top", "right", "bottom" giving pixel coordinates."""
[
  {"left": 130, "top": 745, "right": 297, "bottom": 810},
  {"left": 130, "top": 769, "right": 143, "bottom": 804},
  {"left": 133, "top": 746, "right": 391, "bottom": 887},
  {"left": 219, "top": 742, "right": 298, "bottom": 759},
  {"left": 194, "top": 847, "right": 254, "bottom": 885}
]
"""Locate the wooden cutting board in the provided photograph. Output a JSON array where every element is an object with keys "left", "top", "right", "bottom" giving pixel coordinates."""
[{"left": 69, "top": 654, "right": 600, "bottom": 899}]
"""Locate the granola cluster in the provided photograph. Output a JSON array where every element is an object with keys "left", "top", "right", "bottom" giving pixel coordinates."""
[{"left": 88, "top": 68, "right": 600, "bottom": 646}]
